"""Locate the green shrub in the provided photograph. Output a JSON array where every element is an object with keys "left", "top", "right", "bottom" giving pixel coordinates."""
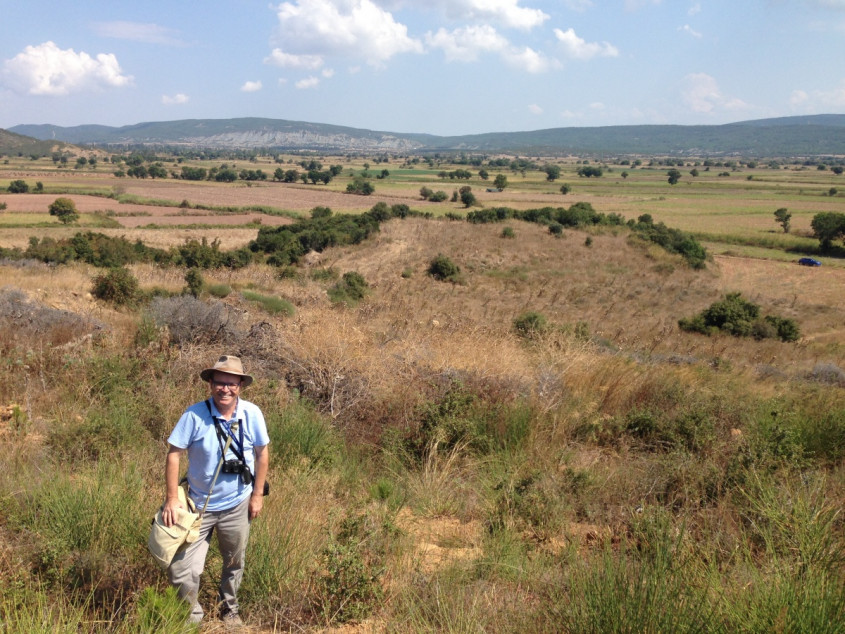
[
  {"left": 328, "top": 271, "right": 369, "bottom": 306},
  {"left": 206, "top": 283, "right": 232, "bottom": 298},
  {"left": 513, "top": 311, "right": 547, "bottom": 338},
  {"left": 427, "top": 254, "right": 461, "bottom": 283},
  {"left": 679, "top": 293, "right": 800, "bottom": 342},
  {"left": 501, "top": 226, "right": 516, "bottom": 239},
  {"left": 91, "top": 267, "right": 139, "bottom": 306},
  {"left": 275, "top": 265, "right": 300, "bottom": 280},
  {"left": 310, "top": 267, "right": 339, "bottom": 282},
  {"left": 312, "top": 514, "right": 386, "bottom": 624},
  {"left": 183, "top": 267, "right": 204, "bottom": 297}
]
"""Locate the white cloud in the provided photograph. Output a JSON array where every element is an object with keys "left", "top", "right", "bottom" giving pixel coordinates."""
[
  {"left": 790, "top": 90, "right": 809, "bottom": 106},
  {"left": 422, "top": 0, "right": 549, "bottom": 30},
  {"left": 295, "top": 76, "right": 320, "bottom": 89},
  {"left": 501, "top": 46, "right": 555, "bottom": 73},
  {"left": 426, "top": 24, "right": 553, "bottom": 72},
  {"left": 681, "top": 73, "right": 749, "bottom": 114},
  {"left": 790, "top": 81, "right": 845, "bottom": 110},
  {"left": 688, "top": 2, "right": 701, "bottom": 16},
  {"left": 241, "top": 80, "right": 263, "bottom": 92},
  {"left": 272, "top": 0, "right": 422, "bottom": 67},
  {"left": 162, "top": 93, "right": 189, "bottom": 105},
  {"left": 265, "top": 48, "right": 324, "bottom": 70},
  {"left": 679, "top": 24, "right": 702, "bottom": 38},
  {"left": 528, "top": 103, "right": 543, "bottom": 115},
  {"left": 322, "top": 68, "right": 335, "bottom": 78},
  {"left": 91, "top": 21, "right": 185, "bottom": 46},
  {"left": 425, "top": 25, "right": 509, "bottom": 61},
  {"left": 554, "top": 28, "right": 618, "bottom": 60},
  {"left": 2, "top": 41, "right": 132, "bottom": 96}
]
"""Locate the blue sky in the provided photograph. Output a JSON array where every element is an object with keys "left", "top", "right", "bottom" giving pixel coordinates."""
[{"left": 1, "top": 0, "right": 844, "bottom": 136}]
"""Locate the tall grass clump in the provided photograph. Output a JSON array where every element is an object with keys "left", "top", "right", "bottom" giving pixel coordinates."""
[
  {"left": 553, "top": 523, "right": 715, "bottom": 633},
  {"left": 130, "top": 586, "right": 193, "bottom": 634},
  {"left": 241, "top": 289, "right": 295, "bottom": 316}
]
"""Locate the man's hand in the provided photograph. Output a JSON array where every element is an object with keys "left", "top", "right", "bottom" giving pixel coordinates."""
[
  {"left": 249, "top": 444, "right": 269, "bottom": 520},
  {"left": 162, "top": 496, "right": 186, "bottom": 528},
  {"left": 249, "top": 493, "right": 264, "bottom": 520}
]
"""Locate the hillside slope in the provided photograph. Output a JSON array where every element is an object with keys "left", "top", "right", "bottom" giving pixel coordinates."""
[
  {"left": 10, "top": 114, "right": 845, "bottom": 156},
  {"left": 0, "top": 128, "right": 69, "bottom": 156}
]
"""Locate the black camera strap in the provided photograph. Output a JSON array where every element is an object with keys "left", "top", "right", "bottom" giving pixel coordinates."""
[
  {"left": 206, "top": 399, "right": 245, "bottom": 463},
  {"left": 204, "top": 399, "right": 268, "bottom": 497}
]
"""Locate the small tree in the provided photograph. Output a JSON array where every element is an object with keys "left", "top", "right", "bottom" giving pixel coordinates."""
[
  {"left": 543, "top": 165, "right": 561, "bottom": 182},
  {"left": 560, "top": 183, "right": 571, "bottom": 195},
  {"left": 811, "top": 211, "right": 845, "bottom": 249},
  {"left": 774, "top": 207, "right": 791, "bottom": 233},
  {"left": 493, "top": 174, "right": 508, "bottom": 190},
  {"left": 459, "top": 186, "right": 477, "bottom": 208},
  {"left": 7, "top": 180, "right": 28, "bottom": 193},
  {"left": 184, "top": 268, "right": 204, "bottom": 298},
  {"left": 48, "top": 197, "right": 79, "bottom": 224},
  {"left": 667, "top": 169, "right": 682, "bottom": 185},
  {"left": 91, "top": 267, "right": 139, "bottom": 306}
]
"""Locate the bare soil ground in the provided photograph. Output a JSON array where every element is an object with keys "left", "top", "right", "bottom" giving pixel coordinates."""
[{"left": 116, "top": 179, "right": 425, "bottom": 212}]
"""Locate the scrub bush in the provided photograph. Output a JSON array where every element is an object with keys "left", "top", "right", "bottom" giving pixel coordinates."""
[
  {"left": 91, "top": 267, "right": 139, "bottom": 306},
  {"left": 427, "top": 254, "right": 461, "bottom": 283}
]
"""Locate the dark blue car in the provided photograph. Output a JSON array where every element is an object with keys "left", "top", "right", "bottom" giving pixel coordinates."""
[{"left": 798, "top": 257, "right": 822, "bottom": 266}]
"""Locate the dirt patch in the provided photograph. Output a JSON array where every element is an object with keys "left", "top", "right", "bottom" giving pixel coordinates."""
[{"left": 396, "top": 508, "right": 483, "bottom": 576}]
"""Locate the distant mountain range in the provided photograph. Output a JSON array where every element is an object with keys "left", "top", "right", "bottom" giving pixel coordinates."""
[{"left": 7, "top": 114, "right": 845, "bottom": 157}]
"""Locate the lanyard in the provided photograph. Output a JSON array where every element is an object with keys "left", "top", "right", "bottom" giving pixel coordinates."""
[{"left": 205, "top": 399, "right": 245, "bottom": 460}]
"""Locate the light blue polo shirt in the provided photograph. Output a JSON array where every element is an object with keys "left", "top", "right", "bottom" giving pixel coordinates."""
[{"left": 168, "top": 397, "right": 269, "bottom": 512}]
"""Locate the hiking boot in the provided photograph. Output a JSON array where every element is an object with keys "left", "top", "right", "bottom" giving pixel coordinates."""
[{"left": 221, "top": 611, "right": 243, "bottom": 629}]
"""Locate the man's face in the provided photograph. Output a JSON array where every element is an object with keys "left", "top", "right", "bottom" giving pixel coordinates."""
[{"left": 210, "top": 370, "right": 242, "bottom": 410}]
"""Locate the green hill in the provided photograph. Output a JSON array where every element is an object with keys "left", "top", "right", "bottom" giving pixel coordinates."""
[
  {"left": 0, "top": 128, "right": 70, "bottom": 157},
  {"left": 10, "top": 114, "right": 845, "bottom": 156}
]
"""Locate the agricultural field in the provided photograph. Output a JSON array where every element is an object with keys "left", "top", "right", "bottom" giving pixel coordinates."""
[{"left": 0, "top": 152, "right": 844, "bottom": 632}]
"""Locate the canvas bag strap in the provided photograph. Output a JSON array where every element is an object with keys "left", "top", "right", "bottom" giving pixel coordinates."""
[
  {"left": 198, "top": 399, "right": 237, "bottom": 520},
  {"left": 198, "top": 430, "right": 234, "bottom": 520}
]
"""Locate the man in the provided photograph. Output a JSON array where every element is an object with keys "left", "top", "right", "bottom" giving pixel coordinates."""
[{"left": 163, "top": 355, "right": 270, "bottom": 626}]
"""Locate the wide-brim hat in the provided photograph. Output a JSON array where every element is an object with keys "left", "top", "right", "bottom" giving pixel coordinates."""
[{"left": 199, "top": 355, "right": 253, "bottom": 388}]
